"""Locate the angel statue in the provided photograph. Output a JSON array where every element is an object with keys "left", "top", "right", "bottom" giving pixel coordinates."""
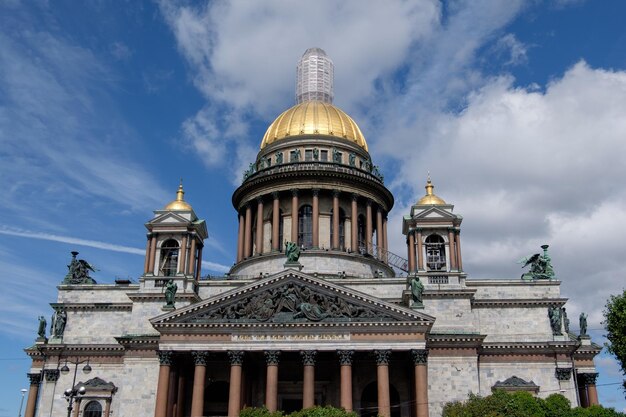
[
  {"left": 519, "top": 244, "right": 555, "bottom": 280},
  {"left": 63, "top": 251, "right": 97, "bottom": 284}
]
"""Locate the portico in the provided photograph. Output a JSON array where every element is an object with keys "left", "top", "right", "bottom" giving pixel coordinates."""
[{"left": 150, "top": 271, "right": 434, "bottom": 417}]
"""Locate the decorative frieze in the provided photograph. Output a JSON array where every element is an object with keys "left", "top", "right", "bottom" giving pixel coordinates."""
[
  {"left": 228, "top": 350, "right": 244, "bottom": 366},
  {"left": 264, "top": 350, "right": 281, "bottom": 365},
  {"left": 337, "top": 350, "right": 354, "bottom": 366},
  {"left": 374, "top": 349, "right": 391, "bottom": 365},
  {"left": 301, "top": 350, "right": 317, "bottom": 366},
  {"left": 411, "top": 349, "right": 428, "bottom": 365}
]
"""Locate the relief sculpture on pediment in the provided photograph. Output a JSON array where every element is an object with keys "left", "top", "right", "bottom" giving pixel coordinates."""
[{"left": 190, "top": 282, "right": 392, "bottom": 324}]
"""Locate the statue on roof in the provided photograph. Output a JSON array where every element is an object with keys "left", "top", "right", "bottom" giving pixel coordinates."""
[
  {"left": 63, "top": 251, "right": 97, "bottom": 284},
  {"left": 164, "top": 279, "right": 178, "bottom": 308},
  {"left": 285, "top": 241, "right": 301, "bottom": 263},
  {"left": 548, "top": 306, "right": 562, "bottom": 335},
  {"left": 579, "top": 312, "right": 588, "bottom": 337},
  {"left": 50, "top": 309, "right": 67, "bottom": 338},
  {"left": 37, "top": 315, "right": 47, "bottom": 339},
  {"left": 410, "top": 277, "right": 424, "bottom": 308},
  {"left": 519, "top": 244, "right": 555, "bottom": 280}
]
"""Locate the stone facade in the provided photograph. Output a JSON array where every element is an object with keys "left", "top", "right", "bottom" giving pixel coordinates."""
[{"left": 23, "top": 49, "right": 600, "bottom": 417}]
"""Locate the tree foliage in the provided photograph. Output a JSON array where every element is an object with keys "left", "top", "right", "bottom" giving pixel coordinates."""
[
  {"left": 442, "top": 390, "right": 626, "bottom": 417},
  {"left": 604, "top": 289, "right": 626, "bottom": 395},
  {"left": 241, "top": 406, "right": 356, "bottom": 417}
]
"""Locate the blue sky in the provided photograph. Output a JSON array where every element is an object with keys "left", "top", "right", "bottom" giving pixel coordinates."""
[{"left": 1, "top": 0, "right": 626, "bottom": 415}]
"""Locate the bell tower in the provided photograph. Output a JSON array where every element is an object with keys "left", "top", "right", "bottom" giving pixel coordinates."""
[
  {"left": 143, "top": 181, "right": 208, "bottom": 296},
  {"left": 402, "top": 176, "right": 464, "bottom": 285}
]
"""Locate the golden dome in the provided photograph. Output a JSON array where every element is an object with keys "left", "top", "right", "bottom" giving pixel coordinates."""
[
  {"left": 164, "top": 182, "right": 193, "bottom": 211},
  {"left": 417, "top": 177, "right": 446, "bottom": 205},
  {"left": 260, "top": 101, "right": 368, "bottom": 151}
]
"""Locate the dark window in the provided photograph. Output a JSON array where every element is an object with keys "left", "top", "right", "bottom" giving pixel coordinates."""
[
  {"left": 357, "top": 214, "right": 366, "bottom": 252},
  {"left": 425, "top": 234, "right": 446, "bottom": 271},
  {"left": 83, "top": 401, "right": 102, "bottom": 417},
  {"left": 330, "top": 208, "right": 346, "bottom": 250},
  {"left": 298, "top": 205, "right": 313, "bottom": 249},
  {"left": 159, "top": 239, "right": 179, "bottom": 277},
  {"left": 320, "top": 150, "right": 328, "bottom": 161},
  {"left": 305, "top": 149, "right": 313, "bottom": 161}
]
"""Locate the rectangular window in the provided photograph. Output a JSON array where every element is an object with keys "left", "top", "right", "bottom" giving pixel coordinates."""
[
  {"left": 320, "top": 150, "right": 328, "bottom": 161},
  {"left": 305, "top": 149, "right": 313, "bottom": 161}
]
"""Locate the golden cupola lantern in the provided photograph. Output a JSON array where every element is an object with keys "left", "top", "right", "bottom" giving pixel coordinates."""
[
  {"left": 417, "top": 177, "right": 446, "bottom": 205},
  {"left": 164, "top": 181, "right": 193, "bottom": 211}
]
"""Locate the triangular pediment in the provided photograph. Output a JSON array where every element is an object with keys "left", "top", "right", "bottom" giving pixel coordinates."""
[
  {"left": 412, "top": 206, "right": 458, "bottom": 220},
  {"left": 148, "top": 211, "right": 190, "bottom": 225},
  {"left": 152, "top": 270, "right": 435, "bottom": 330}
]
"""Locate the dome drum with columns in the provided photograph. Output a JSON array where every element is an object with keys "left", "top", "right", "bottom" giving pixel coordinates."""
[
  {"left": 231, "top": 54, "right": 394, "bottom": 278},
  {"left": 22, "top": 48, "right": 602, "bottom": 417}
]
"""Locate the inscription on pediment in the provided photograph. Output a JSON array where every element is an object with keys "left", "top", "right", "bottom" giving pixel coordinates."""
[{"left": 182, "top": 281, "right": 396, "bottom": 324}]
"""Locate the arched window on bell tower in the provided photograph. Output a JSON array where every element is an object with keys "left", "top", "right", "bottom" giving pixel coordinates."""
[
  {"left": 298, "top": 205, "right": 313, "bottom": 248},
  {"left": 159, "top": 239, "right": 179, "bottom": 277},
  {"left": 425, "top": 234, "right": 446, "bottom": 271}
]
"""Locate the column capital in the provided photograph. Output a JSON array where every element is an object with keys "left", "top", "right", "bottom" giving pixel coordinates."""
[
  {"left": 337, "top": 350, "right": 354, "bottom": 366},
  {"left": 581, "top": 372, "right": 598, "bottom": 385},
  {"left": 291, "top": 189, "right": 299, "bottom": 197},
  {"left": 158, "top": 350, "right": 174, "bottom": 366},
  {"left": 300, "top": 350, "right": 317, "bottom": 366},
  {"left": 256, "top": 196, "right": 264, "bottom": 204},
  {"left": 366, "top": 199, "right": 372, "bottom": 207},
  {"left": 312, "top": 189, "right": 320, "bottom": 197},
  {"left": 192, "top": 351, "right": 210, "bottom": 366},
  {"left": 27, "top": 372, "right": 42, "bottom": 386},
  {"left": 333, "top": 190, "right": 341, "bottom": 198},
  {"left": 374, "top": 349, "right": 391, "bottom": 365},
  {"left": 44, "top": 369, "right": 60, "bottom": 382},
  {"left": 264, "top": 350, "right": 281, "bottom": 365},
  {"left": 272, "top": 191, "right": 280, "bottom": 200},
  {"left": 411, "top": 349, "right": 429, "bottom": 365},
  {"left": 555, "top": 367, "right": 572, "bottom": 381},
  {"left": 228, "top": 350, "right": 244, "bottom": 366},
  {"left": 352, "top": 193, "right": 359, "bottom": 201}
]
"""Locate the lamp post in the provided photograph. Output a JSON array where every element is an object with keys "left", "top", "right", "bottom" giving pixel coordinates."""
[
  {"left": 60, "top": 358, "right": 91, "bottom": 417},
  {"left": 17, "top": 388, "right": 27, "bottom": 417}
]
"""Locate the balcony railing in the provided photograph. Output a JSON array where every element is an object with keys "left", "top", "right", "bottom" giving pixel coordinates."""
[{"left": 242, "top": 161, "right": 385, "bottom": 185}]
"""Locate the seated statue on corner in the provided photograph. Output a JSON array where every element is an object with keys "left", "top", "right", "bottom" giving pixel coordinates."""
[
  {"left": 63, "top": 251, "right": 97, "bottom": 285},
  {"left": 410, "top": 277, "right": 424, "bottom": 307},
  {"left": 519, "top": 244, "right": 555, "bottom": 280},
  {"left": 285, "top": 241, "right": 301, "bottom": 263},
  {"left": 165, "top": 279, "right": 178, "bottom": 308}
]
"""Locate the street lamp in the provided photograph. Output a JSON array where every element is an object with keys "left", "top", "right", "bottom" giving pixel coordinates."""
[
  {"left": 17, "top": 388, "right": 27, "bottom": 417},
  {"left": 60, "top": 358, "right": 91, "bottom": 417}
]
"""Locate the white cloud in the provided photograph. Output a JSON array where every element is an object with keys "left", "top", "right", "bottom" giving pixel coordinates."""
[
  {"left": 494, "top": 33, "right": 528, "bottom": 66},
  {"left": 0, "top": 29, "right": 168, "bottom": 220},
  {"left": 158, "top": 0, "right": 441, "bottom": 181},
  {"left": 0, "top": 226, "right": 146, "bottom": 255},
  {"left": 385, "top": 62, "right": 626, "bottom": 331}
]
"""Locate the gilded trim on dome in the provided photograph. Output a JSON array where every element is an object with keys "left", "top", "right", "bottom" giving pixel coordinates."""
[{"left": 260, "top": 101, "right": 368, "bottom": 151}]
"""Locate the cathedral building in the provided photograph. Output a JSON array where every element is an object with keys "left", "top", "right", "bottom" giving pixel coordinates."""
[{"left": 23, "top": 48, "right": 600, "bottom": 417}]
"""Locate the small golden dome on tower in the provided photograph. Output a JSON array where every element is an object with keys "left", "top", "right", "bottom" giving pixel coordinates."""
[
  {"left": 164, "top": 181, "right": 193, "bottom": 211},
  {"left": 260, "top": 101, "right": 368, "bottom": 151},
  {"left": 417, "top": 176, "right": 446, "bottom": 205}
]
